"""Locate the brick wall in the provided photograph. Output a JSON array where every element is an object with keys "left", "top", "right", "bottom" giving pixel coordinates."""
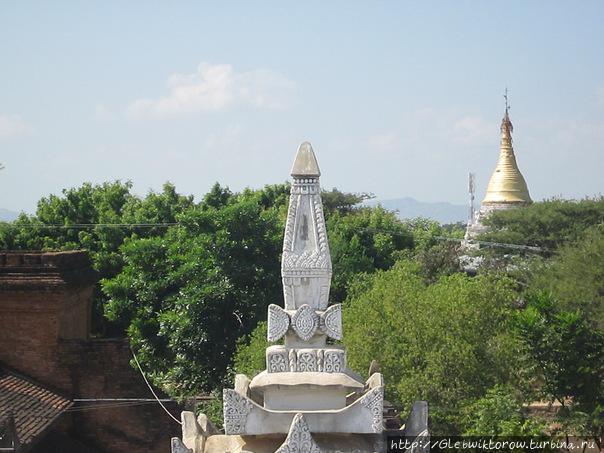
[
  {"left": 59, "top": 339, "right": 181, "bottom": 453},
  {"left": 0, "top": 252, "right": 182, "bottom": 453}
]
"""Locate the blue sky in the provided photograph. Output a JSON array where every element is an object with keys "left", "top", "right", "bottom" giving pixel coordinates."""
[{"left": 1, "top": 1, "right": 603, "bottom": 213}]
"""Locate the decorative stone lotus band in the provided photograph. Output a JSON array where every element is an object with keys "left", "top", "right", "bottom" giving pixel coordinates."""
[
  {"left": 266, "top": 345, "right": 347, "bottom": 373},
  {"left": 267, "top": 303, "right": 342, "bottom": 342},
  {"left": 290, "top": 177, "right": 320, "bottom": 194}
]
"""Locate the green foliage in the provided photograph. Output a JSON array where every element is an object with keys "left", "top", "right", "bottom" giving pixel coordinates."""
[
  {"left": 513, "top": 292, "right": 604, "bottom": 441},
  {"left": 0, "top": 181, "right": 194, "bottom": 335},
  {"left": 102, "top": 198, "right": 282, "bottom": 396},
  {"left": 342, "top": 261, "right": 520, "bottom": 434},
  {"left": 233, "top": 322, "right": 269, "bottom": 379},
  {"left": 327, "top": 207, "right": 414, "bottom": 302},
  {"left": 196, "top": 393, "right": 224, "bottom": 431},
  {"left": 479, "top": 197, "right": 604, "bottom": 254},
  {"left": 529, "top": 225, "right": 604, "bottom": 328},
  {"left": 462, "top": 385, "right": 547, "bottom": 436},
  {"left": 413, "top": 241, "right": 462, "bottom": 284},
  {"left": 321, "top": 188, "right": 373, "bottom": 218},
  {"left": 201, "top": 183, "right": 233, "bottom": 210}
]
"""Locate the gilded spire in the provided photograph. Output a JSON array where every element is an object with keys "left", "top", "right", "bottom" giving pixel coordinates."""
[{"left": 482, "top": 93, "right": 532, "bottom": 204}]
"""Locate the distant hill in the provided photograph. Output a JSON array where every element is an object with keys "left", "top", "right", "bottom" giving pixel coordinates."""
[
  {"left": 367, "top": 197, "right": 468, "bottom": 224},
  {"left": 0, "top": 208, "right": 19, "bottom": 222}
]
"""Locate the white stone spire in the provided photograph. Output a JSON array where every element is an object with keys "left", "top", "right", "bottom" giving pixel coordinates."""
[{"left": 172, "top": 142, "right": 390, "bottom": 453}]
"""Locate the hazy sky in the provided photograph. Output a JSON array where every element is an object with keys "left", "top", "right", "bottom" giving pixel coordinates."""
[{"left": 1, "top": 1, "right": 603, "bottom": 213}]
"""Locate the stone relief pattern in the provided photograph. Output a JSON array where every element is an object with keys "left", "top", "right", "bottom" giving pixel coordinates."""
[
  {"left": 323, "top": 350, "right": 345, "bottom": 373},
  {"left": 283, "top": 249, "right": 328, "bottom": 269},
  {"left": 268, "top": 349, "right": 289, "bottom": 373},
  {"left": 290, "top": 181, "right": 320, "bottom": 196},
  {"left": 282, "top": 193, "right": 299, "bottom": 254},
  {"left": 267, "top": 303, "right": 342, "bottom": 341},
  {"left": 275, "top": 413, "right": 322, "bottom": 453},
  {"left": 282, "top": 186, "right": 332, "bottom": 271},
  {"left": 291, "top": 304, "right": 319, "bottom": 341},
  {"left": 311, "top": 193, "right": 331, "bottom": 268},
  {"left": 267, "top": 304, "right": 290, "bottom": 342},
  {"left": 222, "top": 389, "right": 254, "bottom": 435},
  {"left": 360, "top": 386, "right": 384, "bottom": 433},
  {"left": 267, "top": 348, "right": 346, "bottom": 373},
  {"left": 296, "top": 350, "right": 317, "bottom": 372},
  {"left": 320, "top": 304, "right": 343, "bottom": 340}
]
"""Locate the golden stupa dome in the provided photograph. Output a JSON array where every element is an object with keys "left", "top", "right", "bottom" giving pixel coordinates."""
[{"left": 482, "top": 108, "right": 532, "bottom": 204}]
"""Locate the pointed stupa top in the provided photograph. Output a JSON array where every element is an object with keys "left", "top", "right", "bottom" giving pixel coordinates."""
[
  {"left": 290, "top": 141, "right": 321, "bottom": 177},
  {"left": 482, "top": 100, "right": 532, "bottom": 204}
]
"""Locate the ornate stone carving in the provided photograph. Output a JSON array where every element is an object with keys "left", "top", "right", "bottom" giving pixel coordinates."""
[
  {"left": 223, "top": 389, "right": 253, "bottom": 435},
  {"left": 267, "top": 348, "right": 289, "bottom": 373},
  {"left": 282, "top": 193, "right": 299, "bottom": 254},
  {"left": 323, "top": 350, "right": 345, "bottom": 373},
  {"left": 311, "top": 194, "right": 331, "bottom": 269},
  {"left": 281, "top": 178, "right": 331, "bottom": 273},
  {"left": 275, "top": 413, "right": 322, "bottom": 453},
  {"left": 291, "top": 304, "right": 318, "bottom": 341},
  {"left": 268, "top": 303, "right": 342, "bottom": 342},
  {"left": 267, "top": 347, "right": 346, "bottom": 374},
  {"left": 267, "top": 304, "right": 290, "bottom": 342},
  {"left": 320, "top": 304, "right": 342, "bottom": 340},
  {"left": 361, "top": 386, "right": 384, "bottom": 433},
  {"left": 296, "top": 349, "right": 317, "bottom": 372}
]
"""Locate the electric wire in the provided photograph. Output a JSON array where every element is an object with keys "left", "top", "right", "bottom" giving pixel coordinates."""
[
  {"left": 130, "top": 347, "right": 182, "bottom": 425},
  {"left": 0, "top": 222, "right": 546, "bottom": 252},
  {"left": 64, "top": 400, "right": 159, "bottom": 413}
]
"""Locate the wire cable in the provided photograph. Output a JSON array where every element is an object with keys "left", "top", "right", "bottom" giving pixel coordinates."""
[
  {"left": 0, "top": 222, "right": 546, "bottom": 251},
  {"left": 130, "top": 347, "right": 182, "bottom": 425},
  {"left": 0, "top": 223, "right": 178, "bottom": 229}
]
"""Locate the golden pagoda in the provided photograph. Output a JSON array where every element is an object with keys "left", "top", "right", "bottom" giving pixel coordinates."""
[
  {"left": 464, "top": 94, "right": 532, "bottom": 243},
  {"left": 482, "top": 106, "right": 531, "bottom": 205}
]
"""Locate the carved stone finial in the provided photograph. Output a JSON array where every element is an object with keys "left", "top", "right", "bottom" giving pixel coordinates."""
[
  {"left": 282, "top": 142, "right": 332, "bottom": 311},
  {"left": 275, "top": 413, "right": 322, "bottom": 453},
  {"left": 291, "top": 142, "right": 320, "bottom": 177}
]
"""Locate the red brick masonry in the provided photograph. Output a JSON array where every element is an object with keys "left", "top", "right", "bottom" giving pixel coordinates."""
[{"left": 0, "top": 251, "right": 180, "bottom": 453}]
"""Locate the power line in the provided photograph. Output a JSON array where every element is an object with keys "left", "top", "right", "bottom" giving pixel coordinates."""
[
  {"left": 0, "top": 222, "right": 546, "bottom": 252},
  {"left": 130, "top": 347, "right": 182, "bottom": 425},
  {"left": 73, "top": 398, "right": 174, "bottom": 402},
  {"left": 0, "top": 223, "right": 178, "bottom": 229},
  {"left": 64, "top": 400, "right": 159, "bottom": 413}
]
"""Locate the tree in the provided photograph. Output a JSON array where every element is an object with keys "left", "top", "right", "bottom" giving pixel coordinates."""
[
  {"left": 342, "top": 261, "right": 520, "bottom": 434},
  {"left": 0, "top": 181, "right": 194, "bottom": 334},
  {"left": 233, "top": 321, "right": 268, "bottom": 379},
  {"left": 479, "top": 197, "right": 604, "bottom": 254},
  {"left": 321, "top": 188, "right": 373, "bottom": 219},
  {"left": 462, "top": 385, "right": 547, "bottom": 437},
  {"left": 327, "top": 207, "right": 414, "bottom": 302},
  {"left": 102, "top": 198, "right": 283, "bottom": 396},
  {"left": 529, "top": 225, "right": 604, "bottom": 330},
  {"left": 513, "top": 292, "right": 604, "bottom": 446}
]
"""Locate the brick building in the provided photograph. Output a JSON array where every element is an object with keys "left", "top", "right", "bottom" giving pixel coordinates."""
[{"left": 0, "top": 251, "right": 181, "bottom": 452}]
